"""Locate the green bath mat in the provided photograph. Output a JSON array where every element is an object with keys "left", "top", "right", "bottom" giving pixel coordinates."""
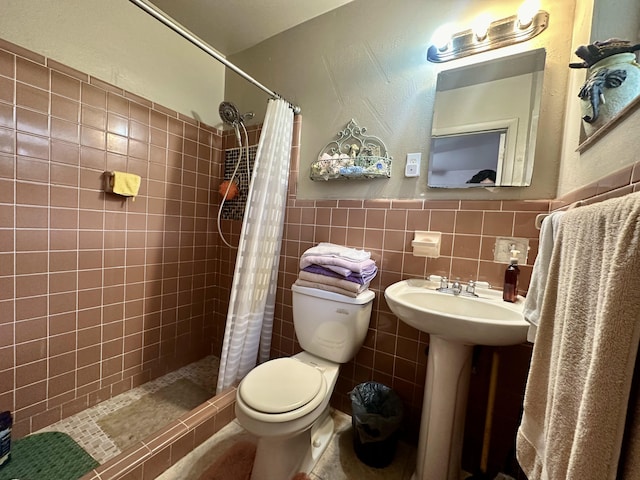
[{"left": 0, "top": 431, "right": 99, "bottom": 480}]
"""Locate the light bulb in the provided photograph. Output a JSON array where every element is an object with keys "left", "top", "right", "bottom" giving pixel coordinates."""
[
  {"left": 431, "top": 23, "right": 455, "bottom": 51},
  {"left": 517, "top": 0, "right": 540, "bottom": 28},
  {"left": 472, "top": 13, "right": 492, "bottom": 41}
]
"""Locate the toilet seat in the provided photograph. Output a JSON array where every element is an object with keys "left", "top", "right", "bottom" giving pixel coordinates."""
[{"left": 238, "top": 358, "right": 327, "bottom": 421}]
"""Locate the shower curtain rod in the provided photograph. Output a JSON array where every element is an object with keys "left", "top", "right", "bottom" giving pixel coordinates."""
[{"left": 129, "top": 0, "right": 301, "bottom": 114}]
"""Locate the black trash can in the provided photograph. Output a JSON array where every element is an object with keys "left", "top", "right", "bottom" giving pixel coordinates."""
[{"left": 350, "top": 381, "right": 404, "bottom": 468}]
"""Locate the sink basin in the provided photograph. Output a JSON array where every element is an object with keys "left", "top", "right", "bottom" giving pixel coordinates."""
[{"left": 385, "top": 278, "right": 528, "bottom": 346}]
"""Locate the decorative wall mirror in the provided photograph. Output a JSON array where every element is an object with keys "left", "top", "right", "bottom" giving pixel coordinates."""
[{"left": 428, "top": 48, "right": 546, "bottom": 188}]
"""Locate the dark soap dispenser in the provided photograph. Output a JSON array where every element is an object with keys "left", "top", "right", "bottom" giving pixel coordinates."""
[{"left": 503, "top": 248, "right": 520, "bottom": 303}]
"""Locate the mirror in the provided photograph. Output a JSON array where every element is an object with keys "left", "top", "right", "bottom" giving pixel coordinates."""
[{"left": 428, "top": 48, "right": 546, "bottom": 188}]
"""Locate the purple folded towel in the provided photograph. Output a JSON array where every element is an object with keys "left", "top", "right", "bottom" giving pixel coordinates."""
[
  {"left": 302, "top": 264, "right": 377, "bottom": 285},
  {"left": 300, "top": 255, "right": 377, "bottom": 276}
]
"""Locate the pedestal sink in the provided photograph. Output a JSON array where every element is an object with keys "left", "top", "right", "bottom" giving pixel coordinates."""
[{"left": 384, "top": 278, "right": 528, "bottom": 480}]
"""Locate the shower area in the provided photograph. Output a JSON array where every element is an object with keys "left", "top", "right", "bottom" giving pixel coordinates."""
[
  {"left": 33, "top": 106, "right": 289, "bottom": 478},
  {"left": 0, "top": 0, "right": 300, "bottom": 477}
]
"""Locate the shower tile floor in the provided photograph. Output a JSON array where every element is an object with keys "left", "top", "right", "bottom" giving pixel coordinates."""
[
  {"left": 36, "top": 355, "right": 219, "bottom": 464},
  {"left": 158, "top": 410, "right": 418, "bottom": 480}
]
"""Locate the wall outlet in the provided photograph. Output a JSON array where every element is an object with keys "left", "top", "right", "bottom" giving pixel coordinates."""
[
  {"left": 494, "top": 237, "right": 529, "bottom": 264},
  {"left": 405, "top": 152, "right": 421, "bottom": 177}
]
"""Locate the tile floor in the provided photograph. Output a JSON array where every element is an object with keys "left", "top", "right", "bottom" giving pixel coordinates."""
[
  {"left": 158, "top": 409, "right": 417, "bottom": 480},
  {"left": 36, "top": 356, "right": 219, "bottom": 464}
]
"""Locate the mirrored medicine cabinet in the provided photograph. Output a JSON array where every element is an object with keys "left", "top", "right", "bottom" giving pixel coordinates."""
[{"left": 428, "top": 48, "right": 546, "bottom": 188}]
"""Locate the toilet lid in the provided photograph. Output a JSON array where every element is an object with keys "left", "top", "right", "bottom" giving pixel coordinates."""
[{"left": 239, "top": 358, "right": 323, "bottom": 414}]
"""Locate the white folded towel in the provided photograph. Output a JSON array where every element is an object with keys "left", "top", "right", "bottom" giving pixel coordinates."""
[
  {"left": 523, "top": 211, "right": 564, "bottom": 342},
  {"left": 301, "top": 242, "right": 370, "bottom": 262},
  {"left": 300, "top": 255, "right": 377, "bottom": 275}
]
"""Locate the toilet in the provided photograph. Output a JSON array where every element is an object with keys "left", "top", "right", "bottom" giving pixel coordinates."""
[{"left": 235, "top": 283, "right": 375, "bottom": 480}]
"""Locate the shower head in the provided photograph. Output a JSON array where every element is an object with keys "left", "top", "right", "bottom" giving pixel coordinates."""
[
  {"left": 219, "top": 101, "right": 254, "bottom": 126},
  {"left": 219, "top": 101, "right": 241, "bottom": 126}
]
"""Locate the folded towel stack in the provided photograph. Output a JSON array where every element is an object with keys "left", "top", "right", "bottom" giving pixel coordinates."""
[{"left": 294, "top": 243, "right": 378, "bottom": 298}]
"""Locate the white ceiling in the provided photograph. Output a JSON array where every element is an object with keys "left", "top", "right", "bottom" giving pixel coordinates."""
[{"left": 147, "top": 0, "right": 355, "bottom": 56}]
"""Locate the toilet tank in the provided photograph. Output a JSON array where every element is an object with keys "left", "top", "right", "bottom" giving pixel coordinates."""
[{"left": 291, "top": 284, "right": 375, "bottom": 364}]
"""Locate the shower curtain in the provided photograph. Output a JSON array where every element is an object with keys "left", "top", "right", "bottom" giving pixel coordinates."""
[{"left": 216, "top": 99, "right": 294, "bottom": 394}]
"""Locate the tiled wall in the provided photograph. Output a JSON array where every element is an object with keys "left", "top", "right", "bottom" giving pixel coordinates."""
[
  {"left": 0, "top": 38, "right": 224, "bottom": 437},
  {"left": 272, "top": 194, "right": 548, "bottom": 460}
]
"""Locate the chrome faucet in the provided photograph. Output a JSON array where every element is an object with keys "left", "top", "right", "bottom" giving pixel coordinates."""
[
  {"left": 436, "top": 277, "right": 455, "bottom": 294},
  {"left": 435, "top": 277, "right": 481, "bottom": 297},
  {"left": 466, "top": 280, "right": 476, "bottom": 296}
]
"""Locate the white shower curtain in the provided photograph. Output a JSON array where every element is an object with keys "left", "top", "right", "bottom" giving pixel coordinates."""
[{"left": 216, "top": 99, "right": 294, "bottom": 394}]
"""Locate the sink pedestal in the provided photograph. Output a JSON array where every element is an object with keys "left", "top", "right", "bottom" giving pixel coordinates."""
[{"left": 413, "top": 336, "right": 473, "bottom": 480}]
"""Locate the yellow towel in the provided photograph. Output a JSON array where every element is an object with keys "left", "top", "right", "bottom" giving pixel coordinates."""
[
  {"left": 516, "top": 191, "right": 640, "bottom": 479},
  {"left": 111, "top": 171, "right": 141, "bottom": 199}
]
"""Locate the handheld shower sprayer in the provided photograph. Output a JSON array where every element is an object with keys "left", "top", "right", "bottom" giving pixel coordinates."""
[
  {"left": 217, "top": 101, "right": 254, "bottom": 249},
  {"left": 219, "top": 101, "right": 254, "bottom": 146},
  {"left": 218, "top": 101, "right": 253, "bottom": 128}
]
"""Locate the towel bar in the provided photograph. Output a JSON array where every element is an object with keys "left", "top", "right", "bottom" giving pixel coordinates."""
[
  {"left": 535, "top": 201, "right": 584, "bottom": 229},
  {"left": 535, "top": 214, "right": 547, "bottom": 229},
  {"left": 104, "top": 171, "right": 116, "bottom": 193}
]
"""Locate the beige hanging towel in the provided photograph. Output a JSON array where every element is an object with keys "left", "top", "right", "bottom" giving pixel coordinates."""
[
  {"left": 109, "top": 171, "right": 141, "bottom": 200},
  {"left": 516, "top": 191, "right": 640, "bottom": 479}
]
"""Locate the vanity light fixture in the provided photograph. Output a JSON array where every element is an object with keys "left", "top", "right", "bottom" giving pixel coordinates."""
[{"left": 427, "top": 2, "right": 549, "bottom": 63}]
